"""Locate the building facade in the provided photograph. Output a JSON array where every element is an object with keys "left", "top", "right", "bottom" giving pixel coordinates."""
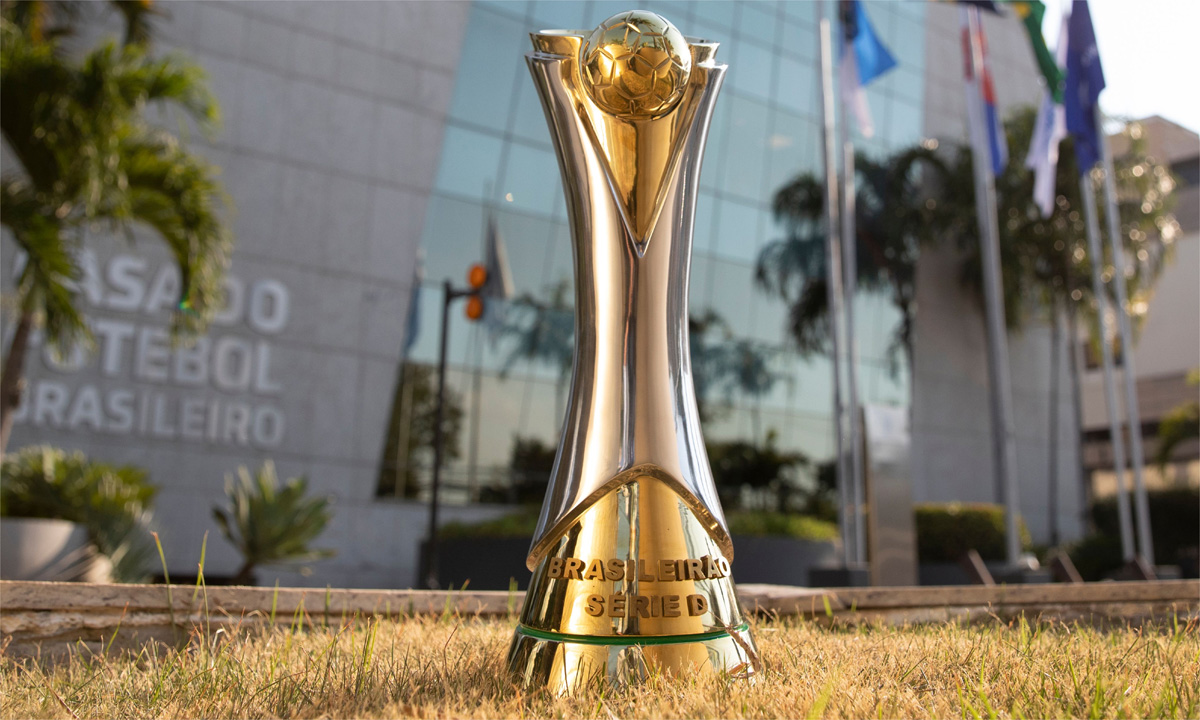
[
  {"left": 1079, "top": 116, "right": 1200, "bottom": 496},
  {"left": 4, "top": 1, "right": 1097, "bottom": 587}
]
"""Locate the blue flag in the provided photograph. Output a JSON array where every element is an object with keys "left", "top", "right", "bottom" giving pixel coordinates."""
[
  {"left": 1064, "top": 0, "right": 1105, "bottom": 174},
  {"left": 839, "top": 0, "right": 897, "bottom": 137}
]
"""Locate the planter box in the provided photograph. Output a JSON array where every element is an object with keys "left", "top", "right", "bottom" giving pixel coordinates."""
[
  {"left": 730, "top": 536, "right": 840, "bottom": 586},
  {"left": 436, "top": 537, "right": 530, "bottom": 590},
  {"left": 436, "top": 535, "right": 840, "bottom": 590},
  {"left": 0, "top": 518, "right": 109, "bottom": 582}
]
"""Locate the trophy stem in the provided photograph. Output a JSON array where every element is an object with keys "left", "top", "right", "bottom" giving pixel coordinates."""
[{"left": 509, "top": 13, "right": 755, "bottom": 693}]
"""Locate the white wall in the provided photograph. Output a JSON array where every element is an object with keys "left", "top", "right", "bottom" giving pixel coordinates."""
[
  {"left": 3, "top": 1, "right": 479, "bottom": 585},
  {"left": 910, "top": 4, "right": 1085, "bottom": 544}
]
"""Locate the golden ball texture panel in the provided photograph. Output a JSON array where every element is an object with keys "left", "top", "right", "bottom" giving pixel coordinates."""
[{"left": 580, "top": 11, "right": 691, "bottom": 118}]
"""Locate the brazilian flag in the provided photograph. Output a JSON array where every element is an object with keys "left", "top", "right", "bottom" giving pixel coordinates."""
[{"left": 1011, "top": 1, "right": 1064, "bottom": 102}]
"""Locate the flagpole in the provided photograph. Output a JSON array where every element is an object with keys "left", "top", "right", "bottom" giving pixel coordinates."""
[
  {"left": 818, "top": 14, "right": 854, "bottom": 566},
  {"left": 1095, "top": 109, "right": 1154, "bottom": 567},
  {"left": 840, "top": 141, "right": 866, "bottom": 566},
  {"left": 1079, "top": 170, "right": 1137, "bottom": 562},
  {"left": 962, "top": 6, "right": 1022, "bottom": 568}
]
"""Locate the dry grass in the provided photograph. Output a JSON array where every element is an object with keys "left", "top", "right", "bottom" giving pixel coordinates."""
[{"left": 2, "top": 612, "right": 1197, "bottom": 719}]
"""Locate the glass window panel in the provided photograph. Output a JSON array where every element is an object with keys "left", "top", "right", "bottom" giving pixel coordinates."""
[
  {"left": 727, "top": 40, "right": 774, "bottom": 101},
  {"left": 779, "top": 16, "right": 817, "bottom": 63},
  {"left": 499, "top": 142, "right": 560, "bottom": 216},
  {"left": 489, "top": 208, "right": 556, "bottom": 297},
  {"left": 693, "top": 0, "right": 736, "bottom": 29},
  {"left": 705, "top": 258, "right": 755, "bottom": 332},
  {"left": 689, "top": 252, "right": 714, "bottom": 315},
  {"left": 749, "top": 286, "right": 790, "bottom": 345},
  {"left": 434, "top": 125, "right": 505, "bottom": 199},
  {"left": 888, "top": 67, "right": 924, "bottom": 108},
  {"left": 586, "top": 1, "right": 638, "bottom": 26},
  {"left": 699, "top": 96, "right": 731, "bottom": 192},
  {"left": 774, "top": 56, "right": 816, "bottom": 116},
  {"left": 420, "top": 193, "right": 486, "bottom": 284},
  {"left": 448, "top": 9, "right": 526, "bottom": 128},
  {"left": 510, "top": 77, "right": 553, "bottom": 147},
  {"left": 782, "top": 1, "right": 816, "bottom": 24},
  {"left": 766, "top": 111, "right": 817, "bottom": 199},
  {"left": 650, "top": 1, "right": 692, "bottom": 24},
  {"left": 886, "top": 16, "right": 926, "bottom": 69},
  {"left": 693, "top": 189, "right": 721, "bottom": 254},
  {"left": 407, "top": 285, "right": 474, "bottom": 366},
  {"left": 531, "top": 0, "right": 586, "bottom": 30},
  {"left": 475, "top": 0, "right": 528, "bottom": 19},
  {"left": 718, "top": 95, "right": 771, "bottom": 201},
  {"left": 713, "top": 198, "right": 762, "bottom": 265},
  {"left": 792, "top": 355, "right": 835, "bottom": 418},
  {"left": 737, "top": 2, "right": 779, "bottom": 48},
  {"left": 885, "top": 96, "right": 923, "bottom": 148},
  {"left": 541, "top": 222, "right": 574, "bottom": 290}
]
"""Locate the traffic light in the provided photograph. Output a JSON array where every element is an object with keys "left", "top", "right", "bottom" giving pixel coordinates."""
[{"left": 465, "top": 263, "right": 487, "bottom": 321}]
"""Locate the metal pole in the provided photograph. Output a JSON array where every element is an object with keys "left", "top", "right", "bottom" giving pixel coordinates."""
[
  {"left": 818, "top": 15, "right": 854, "bottom": 566},
  {"left": 841, "top": 141, "right": 866, "bottom": 565},
  {"left": 1047, "top": 298, "right": 1061, "bottom": 546},
  {"left": 1096, "top": 110, "right": 1154, "bottom": 567},
  {"left": 1080, "top": 172, "right": 1136, "bottom": 561},
  {"left": 963, "top": 7, "right": 1021, "bottom": 567},
  {"left": 422, "top": 279, "right": 454, "bottom": 589},
  {"left": 466, "top": 329, "right": 483, "bottom": 503}
]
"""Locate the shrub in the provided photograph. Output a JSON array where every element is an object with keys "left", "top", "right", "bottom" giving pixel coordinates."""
[
  {"left": 1071, "top": 488, "right": 1200, "bottom": 576},
  {"left": 212, "top": 461, "right": 335, "bottom": 585},
  {"left": 440, "top": 509, "right": 838, "bottom": 542},
  {"left": 0, "top": 446, "right": 157, "bottom": 581},
  {"left": 914, "top": 502, "right": 1031, "bottom": 563},
  {"left": 1067, "top": 532, "right": 1124, "bottom": 581},
  {"left": 726, "top": 511, "right": 839, "bottom": 540},
  {"left": 441, "top": 510, "right": 540, "bottom": 539}
]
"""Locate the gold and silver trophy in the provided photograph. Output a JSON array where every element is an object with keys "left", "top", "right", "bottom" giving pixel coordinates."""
[{"left": 506, "top": 11, "right": 759, "bottom": 693}]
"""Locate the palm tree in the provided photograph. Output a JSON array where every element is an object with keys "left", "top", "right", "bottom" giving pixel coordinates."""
[
  {"left": 933, "top": 109, "right": 1178, "bottom": 338},
  {"left": 499, "top": 280, "right": 576, "bottom": 417},
  {"left": 757, "top": 147, "right": 943, "bottom": 375},
  {"left": 0, "top": 1, "right": 231, "bottom": 454},
  {"left": 759, "top": 108, "right": 1180, "bottom": 377}
]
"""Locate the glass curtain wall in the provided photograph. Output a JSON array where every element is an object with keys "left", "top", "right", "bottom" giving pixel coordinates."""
[{"left": 391, "top": 0, "right": 928, "bottom": 505}]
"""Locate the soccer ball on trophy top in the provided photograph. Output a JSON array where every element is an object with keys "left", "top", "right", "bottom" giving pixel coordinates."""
[{"left": 580, "top": 10, "right": 692, "bottom": 118}]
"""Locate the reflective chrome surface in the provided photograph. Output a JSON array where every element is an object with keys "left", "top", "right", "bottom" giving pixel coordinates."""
[
  {"left": 509, "top": 627, "right": 759, "bottom": 695},
  {"left": 520, "top": 474, "right": 743, "bottom": 637},
  {"left": 524, "top": 14, "right": 731, "bottom": 568},
  {"left": 511, "top": 12, "right": 755, "bottom": 693}
]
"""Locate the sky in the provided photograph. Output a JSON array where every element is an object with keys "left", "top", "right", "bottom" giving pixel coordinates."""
[{"left": 1042, "top": 0, "right": 1200, "bottom": 134}]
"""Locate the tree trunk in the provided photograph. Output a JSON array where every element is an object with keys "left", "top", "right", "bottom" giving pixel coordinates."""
[
  {"left": 231, "top": 560, "right": 257, "bottom": 586},
  {"left": 0, "top": 310, "right": 34, "bottom": 458}
]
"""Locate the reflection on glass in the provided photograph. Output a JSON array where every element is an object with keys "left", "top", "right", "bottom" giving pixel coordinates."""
[{"left": 391, "top": 0, "right": 926, "bottom": 505}]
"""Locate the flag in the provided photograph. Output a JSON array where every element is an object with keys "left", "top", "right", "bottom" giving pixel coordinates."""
[
  {"left": 1012, "top": 1, "right": 1063, "bottom": 101},
  {"left": 1064, "top": 0, "right": 1106, "bottom": 174},
  {"left": 937, "top": 0, "right": 1005, "bottom": 13},
  {"left": 1025, "top": 11, "right": 1068, "bottom": 217},
  {"left": 961, "top": 6, "right": 1008, "bottom": 176},
  {"left": 481, "top": 213, "right": 514, "bottom": 345},
  {"left": 960, "top": 0, "right": 1004, "bottom": 13},
  {"left": 838, "top": 0, "right": 897, "bottom": 138},
  {"left": 402, "top": 249, "right": 424, "bottom": 356}
]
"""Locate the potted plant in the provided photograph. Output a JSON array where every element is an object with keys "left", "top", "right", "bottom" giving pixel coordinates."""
[
  {"left": 212, "top": 461, "right": 335, "bottom": 585},
  {"left": 0, "top": 446, "right": 157, "bottom": 582}
]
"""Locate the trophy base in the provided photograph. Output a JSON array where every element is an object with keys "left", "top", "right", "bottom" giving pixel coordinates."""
[{"left": 506, "top": 624, "right": 759, "bottom": 694}]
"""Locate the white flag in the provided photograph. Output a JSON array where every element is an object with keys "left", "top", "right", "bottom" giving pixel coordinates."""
[{"left": 1025, "top": 12, "right": 1069, "bottom": 218}]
